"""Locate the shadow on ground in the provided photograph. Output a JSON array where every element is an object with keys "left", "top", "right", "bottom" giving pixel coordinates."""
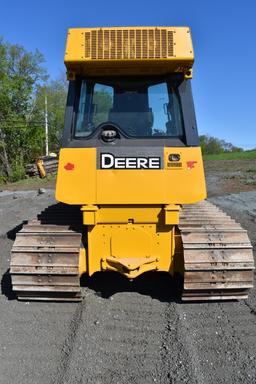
[
  {"left": 1, "top": 269, "right": 16, "bottom": 300},
  {"left": 81, "top": 271, "right": 183, "bottom": 303},
  {"left": 7, "top": 222, "right": 26, "bottom": 241}
]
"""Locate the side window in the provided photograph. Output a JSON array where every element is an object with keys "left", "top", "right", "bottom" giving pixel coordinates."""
[
  {"left": 92, "top": 83, "right": 114, "bottom": 127},
  {"left": 148, "top": 82, "right": 169, "bottom": 136},
  {"left": 168, "top": 88, "right": 185, "bottom": 137},
  {"left": 75, "top": 81, "right": 88, "bottom": 137}
]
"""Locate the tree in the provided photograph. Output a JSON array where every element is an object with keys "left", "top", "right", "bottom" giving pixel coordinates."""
[
  {"left": 32, "top": 73, "right": 68, "bottom": 152},
  {"left": 0, "top": 37, "right": 47, "bottom": 180},
  {"left": 199, "top": 134, "right": 243, "bottom": 155}
]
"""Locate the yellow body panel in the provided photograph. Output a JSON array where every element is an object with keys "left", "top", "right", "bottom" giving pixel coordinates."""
[
  {"left": 65, "top": 26, "right": 194, "bottom": 78},
  {"left": 77, "top": 205, "right": 180, "bottom": 278},
  {"left": 87, "top": 223, "right": 175, "bottom": 278},
  {"left": 81, "top": 205, "right": 179, "bottom": 225},
  {"left": 56, "top": 145, "right": 204, "bottom": 278},
  {"left": 56, "top": 148, "right": 96, "bottom": 204},
  {"left": 55, "top": 147, "right": 206, "bottom": 205}
]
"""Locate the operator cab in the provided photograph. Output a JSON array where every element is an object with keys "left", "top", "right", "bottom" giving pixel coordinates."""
[
  {"left": 63, "top": 74, "right": 199, "bottom": 148},
  {"left": 75, "top": 75, "right": 184, "bottom": 139}
]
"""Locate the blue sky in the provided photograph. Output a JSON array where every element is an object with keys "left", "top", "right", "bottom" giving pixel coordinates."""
[{"left": 1, "top": 0, "right": 255, "bottom": 148}]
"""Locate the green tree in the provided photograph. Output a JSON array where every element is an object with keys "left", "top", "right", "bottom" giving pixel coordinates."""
[
  {"left": 33, "top": 73, "right": 68, "bottom": 152},
  {"left": 199, "top": 134, "right": 243, "bottom": 155},
  {"left": 0, "top": 37, "right": 47, "bottom": 180}
]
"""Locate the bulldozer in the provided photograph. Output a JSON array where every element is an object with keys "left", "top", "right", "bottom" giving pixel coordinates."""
[{"left": 10, "top": 27, "right": 254, "bottom": 301}]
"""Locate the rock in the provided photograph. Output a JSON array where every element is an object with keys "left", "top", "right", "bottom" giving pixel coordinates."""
[
  {"left": 13, "top": 194, "right": 18, "bottom": 199},
  {"left": 38, "top": 188, "right": 46, "bottom": 195}
]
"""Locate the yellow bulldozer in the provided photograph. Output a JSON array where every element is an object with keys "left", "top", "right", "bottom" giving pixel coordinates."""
[{"left": 10, "top": 27, "right": 254, "bottom": 301}]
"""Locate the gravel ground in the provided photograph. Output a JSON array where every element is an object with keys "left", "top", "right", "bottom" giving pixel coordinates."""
[{"left": 0, "top": 179, "right": 255, "bottom": 383}]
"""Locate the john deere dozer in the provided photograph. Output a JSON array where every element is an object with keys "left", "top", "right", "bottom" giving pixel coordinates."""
[{"left": 10, "top": 27, "right": 254, "bottom": 301}]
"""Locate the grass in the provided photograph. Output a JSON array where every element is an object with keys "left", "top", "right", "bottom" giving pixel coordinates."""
[
  {"left": 245, "top": 179, "right": 256, "bottom": 185},
  {"left": 0, "top": 175, "right": 56, "bottom": 190},
  {"left": 203, "top": 150, "right": 256, "bottom": 161},
  {"left": 246, "top": 167, "right": 256, "bottom": 173}
]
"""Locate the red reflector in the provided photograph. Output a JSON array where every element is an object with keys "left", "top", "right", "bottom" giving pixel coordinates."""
[
  {"left": 187, "top": 161, "right": 197, "bottom": 169},
  {"left": 64, "top": 162, "right": 75, "bottom": 171}
]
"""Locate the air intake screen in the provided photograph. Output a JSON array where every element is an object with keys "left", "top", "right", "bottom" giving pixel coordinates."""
[{"left": 84, "top": 29, "right": 174, "bottom": 60}]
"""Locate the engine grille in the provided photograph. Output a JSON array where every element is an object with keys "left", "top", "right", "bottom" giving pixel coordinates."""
[{"left": 84, "top": 28, "right": 174, "bottom": 60}]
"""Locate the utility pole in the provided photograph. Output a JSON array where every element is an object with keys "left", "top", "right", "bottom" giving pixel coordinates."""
[{"left": 45, "top": 95, "right": 49, "bottom": 156}]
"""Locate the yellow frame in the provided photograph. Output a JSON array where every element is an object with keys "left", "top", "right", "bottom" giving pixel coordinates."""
[{"left": 65, "top": 26, "right": 194, "bottom": 78}]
